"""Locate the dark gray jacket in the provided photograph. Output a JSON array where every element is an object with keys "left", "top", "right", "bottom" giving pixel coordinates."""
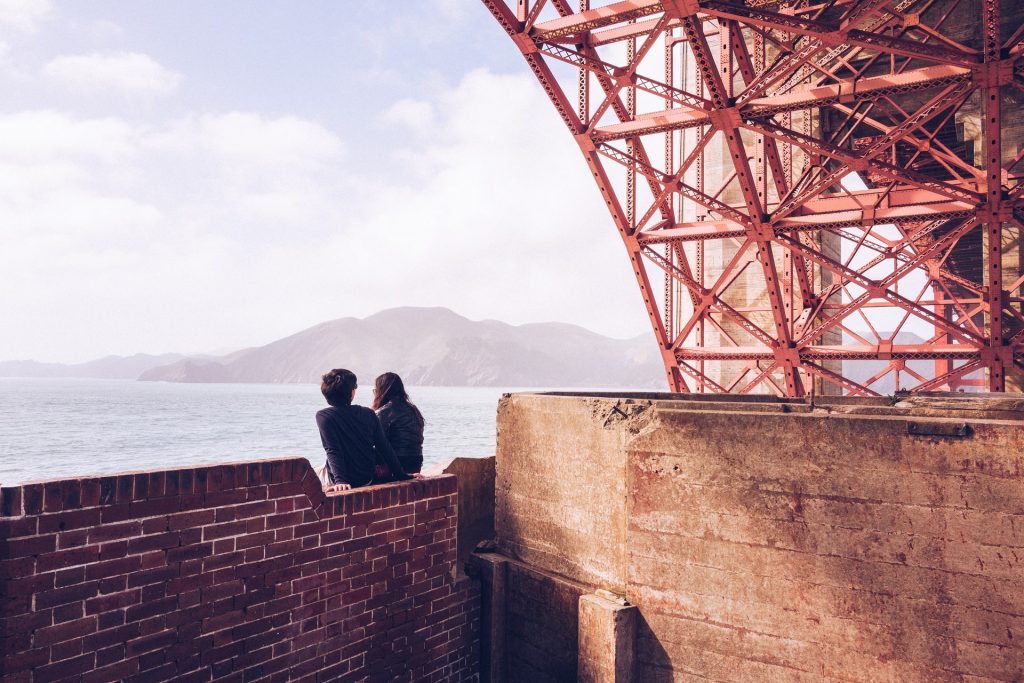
[{"left": 376, "top": 400, "right": 424, "bottom": 468}]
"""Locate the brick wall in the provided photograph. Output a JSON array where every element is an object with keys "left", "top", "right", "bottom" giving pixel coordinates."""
[{"left": 0, "top": 458, "right": 479, "bottom": 682}]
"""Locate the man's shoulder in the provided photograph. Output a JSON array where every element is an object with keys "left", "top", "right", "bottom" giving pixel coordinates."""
[
  {"left": 353, "top": 404, "right": 377, "bottom": 420},
  {"left": 317, "top": 404, "right": 376, "bottom": 421}
]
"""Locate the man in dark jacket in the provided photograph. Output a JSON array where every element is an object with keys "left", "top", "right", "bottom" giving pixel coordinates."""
[{"left": 315, "top": 368, "right": 412, "bottom": 491}]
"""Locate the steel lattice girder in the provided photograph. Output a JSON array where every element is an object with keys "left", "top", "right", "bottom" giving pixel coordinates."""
[{"left": 482, "top": 0, "right": 1024, "bottom": 396}]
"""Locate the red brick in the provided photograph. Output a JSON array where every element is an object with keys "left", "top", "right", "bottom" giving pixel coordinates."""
[
  {"left": 81, "top": 658, "right": 139, "bottom": 683},
  {"left": 138, "top": 550, "right": 166, "bottom": 570},
  {"left": 125, "top": 627, "right": 177, "bottom": 656},
  {"left": 203, "top": 520, "right": 247, "bottom": 541},
  {"left": 0, "top": 486, "right": 23, "bottom": 517},
  {"left": 94, "top": 642, "right": 125, "bottom": 667},
  {"left": 35, "top": 581, "right": 100, "bottom": 609},
  {"left": 21, "top": 484, "right": 43, "bottom": 515},
  {"left": 0, "top": 517, "right": 38, "bottom": 542},
  {"left": 5, "top": 571, "right": 55, "bottom": 596},
  {"left": 85, "top": 588, "right": 140, "bottom": 614},
  {"left": 167, "top": 509, "right": 215, "bottom": 530},
  {"left": 96, "top": 609, "right": 124, "bottom": 630},
  {"left": 33, "top": 615, "right": 97, "bottom": 647},
  {"left": 201, "top": 579, "right": 244, "bottom": 603},
  {"left": 0, "top": 533, "right": 56, "bottom": 559},
  {"left": 126, "top": 565, "right": 178, "bottom": 588},
  {"left": 57, "top": 527, "right": 91, "bottom": 551},
  {"left": 166, "top": 543, "right": 213, "bottom": 564},
  {"left": 126, "top": 531, "right": 179, "bottom": 555},
  {"left": 42, "top": 483, "right": 63, "bottom": 513},
  {"left": 34, "top": 652, "right": 95, "bottom": 683},
  {"left": 40, "top": 508, "right": 100, "bottom": 534},
  {"left": 202, "top": 608, "right": 244, "bottom": 633},
  {"left": 87, "top": 520, "right": 143, "bottom": 543},
  {"left": 99, "top": 540, "right": 129, "bottom": 560},
  {"left": 129, "top": 497, "right": 180, "bottom": 518},
  {"left": 267, "top": 510, "right": 303, "bottom": 529},
  {"left": 85, "top": 555, "right": 141, "bottom": 581},
  {"left": 2, "top": 645, "right": 49, "bottom": 673},
  {"left": 204, "top": 489, "right": 248, "bottom": 507},
  {"left": 126, "top": 595, "right": 177, "bottom": 622},
  {"left": 52, "top": 600, "right": 84, "bottom": 624},
  {"left": 234, "top": 500, "right": 276, "bottom": 520},
  {"left": 127, "top": 662, "right": 176, "bottom": 682},
  {"left": 236, "top": 530, "right": 276, "bottom": 551},
  {"left": 143, "top": 581, "right": 168, "bottom": 602}
]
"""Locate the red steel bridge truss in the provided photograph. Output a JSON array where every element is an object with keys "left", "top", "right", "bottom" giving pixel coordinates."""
[{"left": 482, "top": 0, "right": 1024, "bottom": 396}]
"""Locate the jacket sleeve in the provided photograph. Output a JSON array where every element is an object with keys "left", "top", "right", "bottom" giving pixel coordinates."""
[
  {"left": 371, "top": 413, "right": 411, "bottom": 480},
  {"left": 316, "top": 412, "right": 348, "bottom": 485}
]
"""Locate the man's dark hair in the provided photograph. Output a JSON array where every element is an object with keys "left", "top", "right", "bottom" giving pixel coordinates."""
[{"left": 321, "top": 369, "right": 357, "bottom": 407}]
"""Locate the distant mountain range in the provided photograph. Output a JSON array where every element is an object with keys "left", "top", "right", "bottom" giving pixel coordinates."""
[
  {"left": 3, "top": 308, "right": 665, "bottom": 388},
  {"left": 0, "top": 353, "right": 188, "bottom": 380},
  {"left": 1, "top": 309, "right": 937, "bottom": 392}
]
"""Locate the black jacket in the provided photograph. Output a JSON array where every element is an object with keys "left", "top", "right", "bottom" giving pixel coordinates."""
[
  {"left": 376, "top": 400, "right": 424, "bottom": 467},
  {"left": 315, "top": 404, "right": 410, "bottom": 487}
]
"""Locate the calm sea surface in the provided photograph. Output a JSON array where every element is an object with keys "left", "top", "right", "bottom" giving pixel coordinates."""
[{"left": 0, "top": 379, "right": 519, "bottom": 485}]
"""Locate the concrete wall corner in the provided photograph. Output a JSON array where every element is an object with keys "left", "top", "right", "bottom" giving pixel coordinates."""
[{"left": 578, "top": 592, "right": 637, "bottom": 683}]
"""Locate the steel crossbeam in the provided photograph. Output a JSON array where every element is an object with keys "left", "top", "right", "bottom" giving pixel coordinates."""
[{"left": 483, "top": 0, "right": 1024, "bottom": 395}]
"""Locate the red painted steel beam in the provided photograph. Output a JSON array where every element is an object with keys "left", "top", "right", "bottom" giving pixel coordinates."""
[{"left": 483, "top": 0, "right": 1024, "bottom": 396}]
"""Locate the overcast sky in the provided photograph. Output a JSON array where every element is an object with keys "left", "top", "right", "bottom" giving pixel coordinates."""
[{"left": 0, "top": 0, "right": 652, "bottom": 363}]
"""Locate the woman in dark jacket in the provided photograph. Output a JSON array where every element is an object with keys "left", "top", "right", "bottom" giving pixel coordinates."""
[
  {"left": 372, "top": 372, "right": 425, "bottom": 474},
  {"left": 316, "top": 368, "right": 412, "bottom": 491}
]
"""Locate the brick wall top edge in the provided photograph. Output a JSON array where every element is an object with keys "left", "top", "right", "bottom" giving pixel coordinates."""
[
  {"left": 0, "top": 453, "right": 454, "bottom": 518},
  {"left": 2, "top": 455, "right": 311, "bottom": 490}
]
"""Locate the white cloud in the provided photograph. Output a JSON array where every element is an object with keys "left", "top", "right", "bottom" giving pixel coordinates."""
[
  {"left": 0, "top": 110, "right": 135, "bottom": 162},
  {"left": 383, "top": 98, "right": 435, "bottom": 132},
  {"left": 0, "top": 0, "right": 51, "bottom": 32},
  {"left": 0, "top": 68, "right": 650, "bottom": 362},
  {"left": 42, "top": 51, "right": 182, "bottom": 96}
]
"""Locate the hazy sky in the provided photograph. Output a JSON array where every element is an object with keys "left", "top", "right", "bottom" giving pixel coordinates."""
[{"left": 1, "top": 0, "right": 652, "bottom": 363}]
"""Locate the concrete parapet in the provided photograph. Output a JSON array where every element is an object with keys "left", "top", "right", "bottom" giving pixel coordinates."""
[{"left": 494, "top": 391, "right": 1024, "bottom": 682}]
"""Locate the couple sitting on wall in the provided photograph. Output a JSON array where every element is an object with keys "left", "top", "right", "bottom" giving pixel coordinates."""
[{"left": 315, "top": 369, "right": 425, "bottom": 492}]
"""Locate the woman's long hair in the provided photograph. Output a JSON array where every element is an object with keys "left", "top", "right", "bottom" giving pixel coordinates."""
[{"left": 372, "top": 372, "right": 425, "bottom": 427}]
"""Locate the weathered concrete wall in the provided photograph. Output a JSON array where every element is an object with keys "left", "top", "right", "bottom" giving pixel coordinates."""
[
  {"left": 0, "top": 460, "right": 480, "bottom": 682},
  {"left": 444, "top": 456, "right": 496, "bottom": 572},
  {"left": 494, "top": 392, "right": 1024, "bottom": 682},
  {"left": 495, "top": 394, "right": 643, "bottom": 592}
]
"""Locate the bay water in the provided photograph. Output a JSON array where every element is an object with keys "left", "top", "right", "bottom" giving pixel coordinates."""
[{"left": 0, "top": 378, "right": 517, "bottom": 486}]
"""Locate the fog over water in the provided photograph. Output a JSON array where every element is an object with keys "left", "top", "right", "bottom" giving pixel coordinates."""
[{"left": 0, "top": 379, "right": 511, "bottom": 485}]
